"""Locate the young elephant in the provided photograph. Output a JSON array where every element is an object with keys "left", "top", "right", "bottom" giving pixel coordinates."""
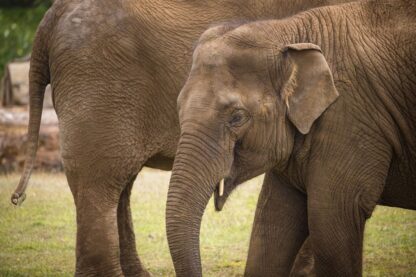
[
  {"left": 166, "top": 0, "right": 416, "bottom": 276},
  {"left": 11, "top": 0, "right": 354, "bottom": 276}
]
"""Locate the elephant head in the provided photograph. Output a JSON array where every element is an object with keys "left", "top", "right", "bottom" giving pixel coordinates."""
[{"left": 166, "top": 23, "right": 338, "bottom": 276}]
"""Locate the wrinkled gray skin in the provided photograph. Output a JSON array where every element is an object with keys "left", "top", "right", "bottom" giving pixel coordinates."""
[
  {"left": 10, "top": 0, "right": 354, "bottom": 276},
  {"left": 168, "top": 0, "right": 416, "bottom": 276}
]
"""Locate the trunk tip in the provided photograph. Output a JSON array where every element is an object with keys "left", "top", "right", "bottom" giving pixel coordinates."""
[{"left": 11, "top": 192, "right": 26, "bottom": 206}]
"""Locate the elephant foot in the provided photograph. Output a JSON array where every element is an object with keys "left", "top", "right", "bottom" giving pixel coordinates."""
[
  {"left": 140, "top": 271, "right": 152, "bottom": 277},
  {"left": 290, "top": 239, "right": 315, "bottom": 277},
  {"left": 121, "top": 262, "right": 151, "bottom": 277}
]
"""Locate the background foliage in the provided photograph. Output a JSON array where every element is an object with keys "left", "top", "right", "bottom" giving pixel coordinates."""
[
  {"left": 0, "top": 1, "right": 51, "bottom": 77},
  {"left": 0, "top": 0, "right": 52, "bottom": 7}
]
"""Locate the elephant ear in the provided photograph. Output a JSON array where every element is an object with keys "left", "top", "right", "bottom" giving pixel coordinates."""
[{"left": 281, "top": 43, "right": 339, "bottom": 134}]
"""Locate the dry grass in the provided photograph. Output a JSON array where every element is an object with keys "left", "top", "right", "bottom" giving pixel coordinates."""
[{"left": 0, "top": 169, "right": 415, "bottom": 276}]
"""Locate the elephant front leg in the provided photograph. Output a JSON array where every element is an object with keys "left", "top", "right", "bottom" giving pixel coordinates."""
[
  {"left": 245, "top": 171, "right": 309, "bottom": 277},
  {"left": 306, "top": 146, "right": 391, "bottom": 276},
  {"left": 117, "top": 177, "right": 151, "bottom": 277},
  {"left": 290, "top": 239, "right": 315, "bottom": 277}
]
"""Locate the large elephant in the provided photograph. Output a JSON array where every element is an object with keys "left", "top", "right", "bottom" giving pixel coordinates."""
[
  {"left": 10, "top": 0, "right": 355, "bottom": 276},
  {"left": 167, "top": 0, "right": 416, "bottom": 276}
]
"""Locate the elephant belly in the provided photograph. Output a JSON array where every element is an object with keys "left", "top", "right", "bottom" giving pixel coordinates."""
[
  {"left": 144, "top": 153, "right": 174, "bottom": 171},
  {"left": 379, "top": 153, "right": 416, "bottom": 210}
]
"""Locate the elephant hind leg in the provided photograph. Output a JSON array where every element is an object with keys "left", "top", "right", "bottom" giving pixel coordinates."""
[
  {"left": 117, "top": 175, "right": 151, "bottom": 277},
  {"left": 71, "top": 181, "right": 124, "bottom": 276},
  {"left": 65, "top": 157, "right": 141, "bottom": 277}
]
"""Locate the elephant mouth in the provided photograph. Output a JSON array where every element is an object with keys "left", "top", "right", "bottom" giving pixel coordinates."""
[
  {"left": 214, "top": 178, "right": 233, "bottom": 211},
  {"left": 214, "top": 180, "right": 225, "bottom": 211},
  {"left": 213, "top": 168, "right": 260, "bottom": 211}
]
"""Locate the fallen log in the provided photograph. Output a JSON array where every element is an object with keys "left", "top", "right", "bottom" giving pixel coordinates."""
[
  {"left": 1, "top": 59, "right": 53, "bottom": 108},
  {"left": 0, "top": 107, "right": 61, "bottom": 173}
]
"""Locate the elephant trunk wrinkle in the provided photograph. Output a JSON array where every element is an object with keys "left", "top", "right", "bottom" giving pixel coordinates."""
[{"left": 166, "top": 133, "right": 226, "bottom": 277}]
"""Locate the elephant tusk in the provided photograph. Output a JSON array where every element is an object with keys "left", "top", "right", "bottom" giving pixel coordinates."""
[{"left": 219, "top": 179, "right": 224, "bottom": 197}]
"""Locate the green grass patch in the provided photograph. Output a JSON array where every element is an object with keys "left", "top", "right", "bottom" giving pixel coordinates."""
[{"left": 0, "top": 171, "right": 415, "bottom": 276}]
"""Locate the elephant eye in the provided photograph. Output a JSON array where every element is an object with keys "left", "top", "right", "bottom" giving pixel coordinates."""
[{"left": 229, "top": 109, "right": 249, "bottom": 127}]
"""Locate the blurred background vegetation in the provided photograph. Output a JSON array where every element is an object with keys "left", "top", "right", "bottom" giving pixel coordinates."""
[{"left": 0, "top": 0, "right": 52, "bottom": 77}]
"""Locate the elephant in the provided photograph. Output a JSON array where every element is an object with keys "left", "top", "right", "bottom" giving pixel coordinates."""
[
  {"left": 166, "top": 0, "right": 416, "bottom": 276},
  {"left": 9, "top": 0, "right": 356, "bottom": 276}
]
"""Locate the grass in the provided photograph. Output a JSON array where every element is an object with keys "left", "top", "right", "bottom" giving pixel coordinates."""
[{"left": 0, "top": 170, "right": 415, "bottom": 276}]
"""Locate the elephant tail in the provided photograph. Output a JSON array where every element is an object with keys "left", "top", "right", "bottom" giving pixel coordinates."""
[{"left": 11, "top": 13, "right": 52, "bottom": 206}]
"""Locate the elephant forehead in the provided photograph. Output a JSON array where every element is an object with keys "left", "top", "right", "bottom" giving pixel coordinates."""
[
  {"left": 217, "top": 91, "right": 241, "bottom": 107},
  {"left": 183, "top": 88, "right": 241, "bottom": 110},
  {"left": 194, "top": 40, "right": 232, "bottom": 67}
]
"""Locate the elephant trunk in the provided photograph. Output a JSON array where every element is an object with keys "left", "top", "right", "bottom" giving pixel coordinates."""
[{"left": 166, "top": 130, "right": 226, "bottom": 276}]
